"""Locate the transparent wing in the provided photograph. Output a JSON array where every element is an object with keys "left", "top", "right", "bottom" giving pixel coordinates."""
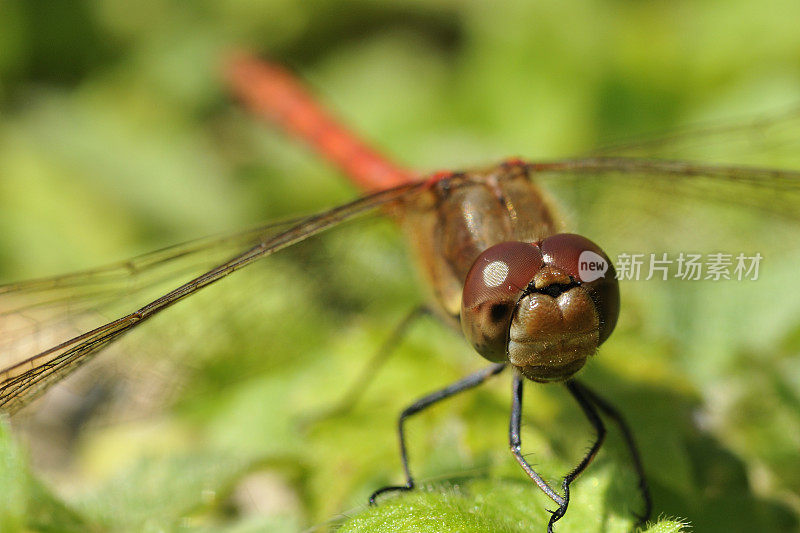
[
  {"left": 529, "top": 105, "right": 800, "bottom": 256},
  {"left": 0, "top": 181, "right": 422, "bottom": 414},
  {"left": 532, "top": 158, "right": 800, "bottom": 252},
  {"left": 590, "top": 103, "right": 800, "bottom": 166},
  {"left": 0, "top": 218, "right": 306, "bottom": 355}
]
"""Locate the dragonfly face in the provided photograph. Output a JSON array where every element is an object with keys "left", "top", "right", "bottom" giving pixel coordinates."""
[{"left": 461, "top": 233, "right": 619, "bottom": 382}]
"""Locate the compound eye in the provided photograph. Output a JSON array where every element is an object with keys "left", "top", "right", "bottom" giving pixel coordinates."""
[
  {"left": 540, "top": 233, "right": 606, "bottom": 282},
  {"left": 460, "top": 242, "right": 544, "bottom": 362},
  {"left": 540, "top": 233, "right": 620, "bottom": 343}
]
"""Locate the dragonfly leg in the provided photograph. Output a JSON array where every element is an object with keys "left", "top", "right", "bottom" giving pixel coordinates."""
[
  {"left": 509, "top": 373, "right": 606, "bottom": 533},
  {"left": 570, "top": 379, "right": 652, "bottom": 526},
  {"left": 369, "top": 362, "right": 507, "bottom": 505},
  {"left": 302, "top": 307, "right": 432, "bottom": 429}
]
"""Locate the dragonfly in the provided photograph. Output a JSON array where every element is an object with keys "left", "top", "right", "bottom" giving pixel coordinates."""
[{"left": 2, "top": 52, "right": 800, "bottom": 532}]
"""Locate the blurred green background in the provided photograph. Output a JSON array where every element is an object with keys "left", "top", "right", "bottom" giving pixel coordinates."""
[{"left": 1, "top": 1, "right": 800, "bottom": 532}]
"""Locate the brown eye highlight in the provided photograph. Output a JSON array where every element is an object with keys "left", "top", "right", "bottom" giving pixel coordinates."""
[{"left": 460, "top": 242, "right": 543, "bottom": 362}]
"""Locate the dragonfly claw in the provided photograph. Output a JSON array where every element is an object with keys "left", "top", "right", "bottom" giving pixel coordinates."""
[{"left": 368, "top": 482, "right": 413, "bottom": 506}]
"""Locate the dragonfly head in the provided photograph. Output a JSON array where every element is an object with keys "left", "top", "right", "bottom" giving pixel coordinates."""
[{"left": 460, "top": 234, "right": 619, "bottom": 382}]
